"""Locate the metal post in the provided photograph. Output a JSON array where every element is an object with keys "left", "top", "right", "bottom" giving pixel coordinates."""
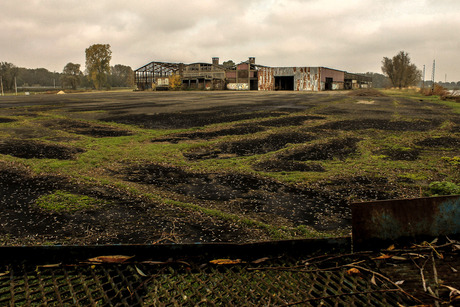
[
  {"left": 422, "top": 65, "right": 425, "bottom": 89},
  {"left": 1, "top": 76, "right": 3, "bottom": 96},
  {"left": 431, "top": 60, "right": 435, "bottom": 92}
]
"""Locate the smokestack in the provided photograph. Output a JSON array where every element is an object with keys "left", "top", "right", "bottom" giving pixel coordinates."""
[
  {"left": 249, "top": 57, "right": 255, "bottom": 64},
  {"left": 212, "top": 57, "right": 219, "bottom": 65}
]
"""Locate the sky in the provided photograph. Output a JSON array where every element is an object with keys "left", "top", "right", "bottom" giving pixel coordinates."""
[{"left": 1, "top": 0, "right": 460, "bottom": 82}]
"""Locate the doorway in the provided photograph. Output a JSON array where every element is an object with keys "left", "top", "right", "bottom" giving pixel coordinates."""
[
  {"left": 274, "top": 76, "right": 294, "bottom": 90},
  {"left": 325, "top": 77, "right": 333, "bottom": 90}
]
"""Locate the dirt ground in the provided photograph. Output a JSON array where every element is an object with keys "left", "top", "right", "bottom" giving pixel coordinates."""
[{"left": 0, "top": 90, "right": 459, "bottom": 245}]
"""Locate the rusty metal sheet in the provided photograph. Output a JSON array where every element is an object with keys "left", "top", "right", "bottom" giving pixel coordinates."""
[
  {"left": 352, "top": 195, "right": 460, "bottom": 250},
  {"left": 295, "top": 67, "right": 319, "bottom": 91},
  {"left": 258, "top": 67, "right": 274, "bottom": 91}
]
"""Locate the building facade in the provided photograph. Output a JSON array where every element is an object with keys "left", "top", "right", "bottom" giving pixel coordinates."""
[{"left": 134, "top": 57, "right": 372, "bottom": 91}]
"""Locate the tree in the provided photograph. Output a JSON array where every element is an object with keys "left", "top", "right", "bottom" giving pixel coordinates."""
[
  {"left": 381, "top": 51, "right": 421, "bottom": 89},
  {"left": 61, "top": 63, "right": 82, "bottom": 90},
  {"left": 109, "top": 64, "right": 134, "bottom": 87},
  {"left": 0, "top": 62, "right": 18, "bottom": 91},
  {"left": 85, "top": 44, "right": 112, "bottom": 90},
  {"left": 223, "top": 60, "right": 235, "bottom": 69},
  {"left": 168, "top": 73, "right": 182, "bottom": 90}
]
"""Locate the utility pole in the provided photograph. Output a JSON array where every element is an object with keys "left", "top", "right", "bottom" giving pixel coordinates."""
[
  {"left": 0, "top": 76, "right": 3, "bottom": 96},
  {"left": 14, "top": 77, "right": 17, "bottom": 95},
  {"left": 431, "top": 60, "right": 436, "bottom": 92},
  {"left": 422, "top": 65, "right": 425, "bottom": 89}
]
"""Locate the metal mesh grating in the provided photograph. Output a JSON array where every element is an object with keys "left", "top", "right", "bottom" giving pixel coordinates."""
[
  {"left": 142, "top": 265, "right": 407, "bottom": 306},
  {"left": 1, "top": 261, "right": 413, "bottom": 306},
  {"left": 1, "top": 265, "right": 145, "bottom": 306}
]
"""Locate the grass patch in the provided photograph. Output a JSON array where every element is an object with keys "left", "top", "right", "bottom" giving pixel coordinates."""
[{"left": 35, "top": 190, "right": 107, "bottom": 213}]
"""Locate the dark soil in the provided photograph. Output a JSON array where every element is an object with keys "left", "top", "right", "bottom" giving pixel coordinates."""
[
  {"left": 151, "top": 115, "right": 323, "bottom": 143},
  {"left": 253, "top": 160, "right": 325, "bottom": 172},
  {"left": 44, "top": 119, "right": 133, "bottom": 137},
  {"left": 0, "top": 164, "right": 254, "bottom": 245},
  {"left": 347, "top": 89, "right": 388, "bottom": 97},
  {"left": 184, "top": 132, "right": 316, "bottom": 160},
  {"left": 0, "top": 140, "right": 84, "bottom": 159},
  {"left": 316, "top": 176, "right": 399, "bottom": 201},
  {"left": 103, "top": 108, "right": 297, "bottom": 130},
  {"left": 278, "top": 138, "right": 360, "bottom": 161},
  {"left": 379, "top": 148, "right": 421, "bottom": 161},
  {"left": 315, "top": 119, "right": 440, "bottom": 131},
  {"left": 152, "top": 124, "right": 266, "bottom": 143},
  {"left": 122, "top": 163, "right": 350, "bottom": 231},
  {"left": 218, "top": 132, "right": 316, "bottom": 156},
  {"left": 415, "top": 136, "right": 460, "bottom": 148},
  {"left": 257, "top": 115, "right": 325, "bottom": 127},
  {"left": 0, "top": 117, "right": 16, "bottom": 123}
]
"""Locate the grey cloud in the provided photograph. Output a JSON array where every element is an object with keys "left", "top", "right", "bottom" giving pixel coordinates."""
[{"left": 1, "top": 0, "right": 459, "bottom": 80}]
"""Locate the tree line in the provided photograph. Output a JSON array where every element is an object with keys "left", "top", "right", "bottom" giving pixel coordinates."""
[{"left": 1, "top": 44, "right": 133, "bottom": 92}]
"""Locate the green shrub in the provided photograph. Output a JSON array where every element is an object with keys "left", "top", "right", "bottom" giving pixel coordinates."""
[{"left": 427, "top": 181, "right": 460, "bottom": 196}]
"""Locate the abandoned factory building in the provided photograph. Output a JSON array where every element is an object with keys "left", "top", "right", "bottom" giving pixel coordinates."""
[{"left": 134, "top": 57, "right": 372, "bottom": 91}]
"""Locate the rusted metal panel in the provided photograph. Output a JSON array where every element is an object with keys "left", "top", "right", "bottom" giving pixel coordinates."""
[
  {"left": 258, "top": 67, "right": 275, "bottom": 91},
  {"left": 273, "top": 67, "right": 295, "bottom": 77},
  {"left": 258, "top": 67, "right": 320, "bottom": 91},
  {"left": 352, "top": 195, "right": 460, "bottom": 250},
  {"left": 294, "top": 67, "right": 320, "bottom": 91}
]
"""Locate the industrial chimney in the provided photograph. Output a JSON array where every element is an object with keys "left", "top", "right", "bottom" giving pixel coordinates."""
[{"left": 212, "top": 57, "right": 219, "bottom": 65}]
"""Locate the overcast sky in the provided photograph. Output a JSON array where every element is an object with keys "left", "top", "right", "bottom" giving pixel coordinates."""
[{"left": 1, "top": 0, "right": 459, "bottom": 81}]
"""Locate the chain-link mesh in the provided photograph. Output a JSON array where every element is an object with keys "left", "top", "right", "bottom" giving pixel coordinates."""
[{"left": 1, "top": 259, "right": 413, "bottom": 306}]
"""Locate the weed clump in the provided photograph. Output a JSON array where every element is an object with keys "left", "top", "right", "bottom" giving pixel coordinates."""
[{"left": 426, "top": 181, "right": 460, "bottom": 196}]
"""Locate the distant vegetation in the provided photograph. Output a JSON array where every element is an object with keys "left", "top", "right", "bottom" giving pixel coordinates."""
[
  {"left": 0, "top": 44, "right": 134, "bottom": 92},
  {"left": 2, "top": 48, "right": 460, "bottom": 92}
]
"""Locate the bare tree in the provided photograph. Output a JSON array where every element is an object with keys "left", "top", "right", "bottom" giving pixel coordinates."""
[{"left": 382, "top": 51, "right": 421, "bottom": 89}]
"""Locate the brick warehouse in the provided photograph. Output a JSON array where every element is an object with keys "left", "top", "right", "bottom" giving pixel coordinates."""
[{"left": 134, "top": 57, "right": 372, "bottom": 91}]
